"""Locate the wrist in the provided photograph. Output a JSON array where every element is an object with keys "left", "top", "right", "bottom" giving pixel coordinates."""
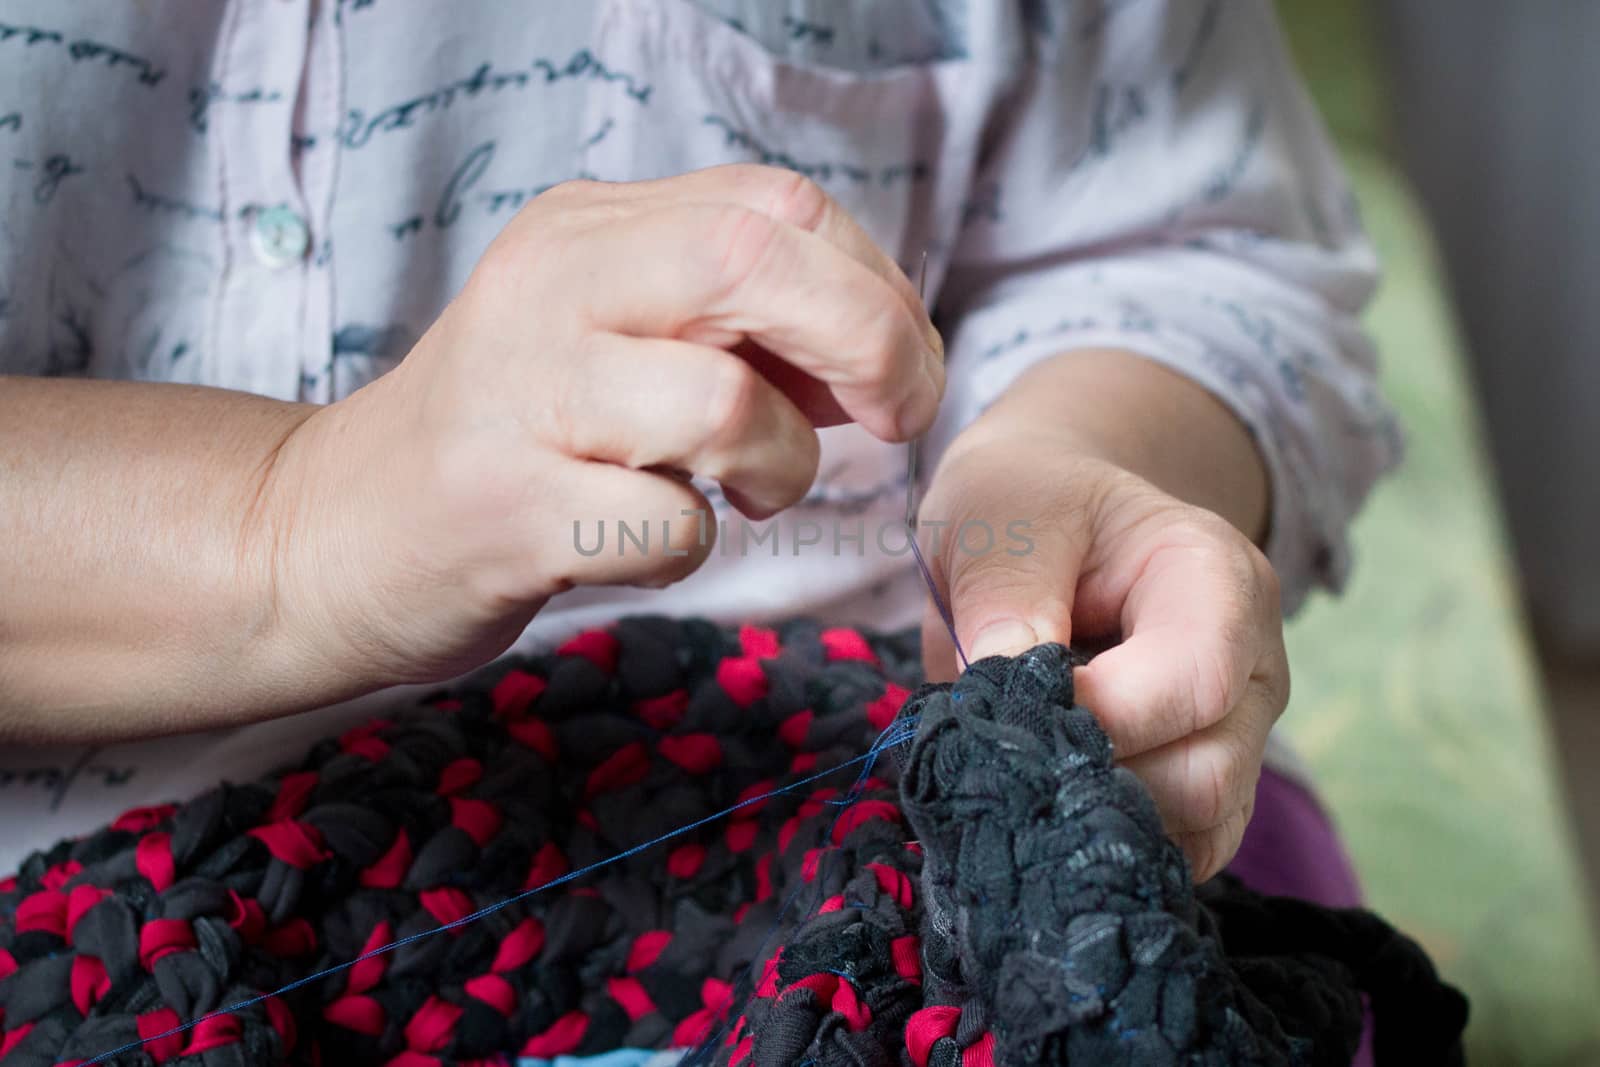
[
  {"left": 241, "top": 393, "right": 390, "bottom": 709},
  {"left": 960, "top": 348, "right": 1270, "bottom": 544}
]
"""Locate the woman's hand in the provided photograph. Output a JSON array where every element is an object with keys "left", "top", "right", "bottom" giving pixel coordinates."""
[
  {"left": 264, "top": 164, "right": 944, "bottom": 694},
  {"left": 918, "top": 351, "right": 1288, "bottom": 882}
]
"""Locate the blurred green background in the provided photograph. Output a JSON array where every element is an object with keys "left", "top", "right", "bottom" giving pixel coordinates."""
[{"left": 1273, "top": 2, "right": 1600, "bottom": 1063}]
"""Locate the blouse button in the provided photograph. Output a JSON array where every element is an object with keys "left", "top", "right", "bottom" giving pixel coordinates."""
[{"left": 251, "top": 205, "right": 310, "bottom": 269}]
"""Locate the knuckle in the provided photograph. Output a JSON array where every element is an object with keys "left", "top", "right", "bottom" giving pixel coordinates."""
[
  {"left": 761, "top": 169, "right": 831, "bottom": 232},
  {"left": 536, "top": 177, "right": 604, "bottom": 208},
  {"left": 708, "top": 205, "right": 783, "bottom": 297},
  {"left": 1188, "top": 645, "right": 1235, "bottom": 731},
  {"left": 1251, "top": 547, "right": 1284, "bottom": 617},
  {"left": 850, "top": 313, "right": 906, "bottom": 393},
  {"left": 1181, "top": 830, "right": 1219, "bottom": 884},
  {"left": 1188, "top": 745, "right": 1233, "bottom": 830},
  {"left": 699, "top": 359, "right": 764, "bottom": 460},
  {"left": 543, "top": 336, "right": 599, "bottom": 455}
]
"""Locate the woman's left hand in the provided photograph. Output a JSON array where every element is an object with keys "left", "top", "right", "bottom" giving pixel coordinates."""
[{"left": 918, "top": 418, "right": 1290, "bottom": 883}]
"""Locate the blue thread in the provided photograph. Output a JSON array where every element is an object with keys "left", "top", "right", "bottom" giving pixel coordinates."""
[
  {"left": 908, "top": 528, "right": 968, "bottom": 670},
  {"left": 83, "top": 721, "right": 919, "bottom": 1066}
]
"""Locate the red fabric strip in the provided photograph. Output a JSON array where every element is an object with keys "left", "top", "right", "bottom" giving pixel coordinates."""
[
  {"left": 831, "top": 799, "right": 903, "bottom": 844},
  {"left": 225, "top": 890, "right": 266, "bottom": 943},
  {"left": 523, "top": 841, "right": 568, "bottom": 891},
  {"left": 785, "top": 973, "right": 838, "bottom": 1001},
  {"left": 506, "top": 717, "right": 558, "bottom": 762},
  {"left": 464, "top": 973, "right": 516, "bottom": 1016},
  {"left": 263, "top": 918, "right": 317, "bottom": 957},
  {"left": 658, "top": 733, "right": 722, "bottom": 774},
  {"left": 700, "top": 976, "right": 734, "bottom": 1016},
  {"left": 110, "top": 803, "right": 176, "bottom": 833},
  {"left": 866, "top": 862, "right": 915, "bottom": 908},
  {"left": 962, "top": 1031, "right": 997, "bottom": 1067},
  {"left": 449, "top": 796, "right": 503, "bottom": 848},
  {"left": 905, "top": 1005, "right": 962, "bottom": 1067},
  {"left": 891, "top": 935, "right": 923, "bottom": 983},
  {"left": 39, "top": 860, "right": 81, "bottom": 891},
  {"left": 491, "top": 917, "right": 546, "bottom": 972},
  {"left": 666, "top": 843, "right": 706, "bottom": 880},
  {"left": 725, "top": 818, "right": 758, "bottom": 854},
  {"left": 671, "top": 1007, "right": 717, "bottom": 1048},
  {"left": 491, "top": 669, "right": 547, "bottom": 717},
  {"left": 339, "top": 719, "right": 392, "bottom": 761},
  {"left": 182, "top": 1013, "right": 241, "bottom": 1056},
  {"left": 385, "top": 1052, "right": 440, "bottom": 1067},
  {"left": 0, "top": 1023, "right": 34, "bottom": 1059},
  {"left": 346, "top": 921, "right": 394, "bottom": 994},
  {"left": 777, "top": 709, "right": 814, "bottom": 748},
  {"left": 70, "top": 955, "right": 110, "bottom": 1016},
  {"left": 557, "top": 629, "right": 619, "bottom": 672},
  {"left": 15, "top": 889, "right": 67, "bottom": 938},
  {"left": 831, "top": 979, "right": 872, "bottom": 1031},
  {"left": 738, "top": 624, "right": 781, "bottom": 659},
  {"left": 867, "top": 683, "right": 911, "bottom": 731},
  {"left": 633, "top": 689, "right": 689, "bottom": 730},
  {"left": 754, "top": 853, "right": 774, "bottom": 902},
  {"left": 625, "top": 930, "right": 671, "bottom": 973},
  {"left": 65, "top": 884, "right": 110, "bottom": 941},
  {"left": 733, "top": 779, "right": 777, "bottom": 815},
  {"left": 584, "top": 742, "right": 650, "bottom": 798},
  {"left": 777, "top": 815, "right": 803, "bottom": 856},
  {"left": 403, "top": 996, "right": 463, "bottom": 1053},
  {"left": 820, "top": 628, "right": 879, "bottom": 663},
  {"left": 265, "top": 996, "right": 297, "bottom": 1055},
  {"left": 755, "top": 951, "right": 783, "bottom": 998},
  {"left": 435, "top": 757, "right": 483, "bottom": 796},
  {"left": 716, "top": 656, "right": 769, "bottom": 707},
  {"left": 360, "top": 828, "right": 412, "bottom": 889},
  {"left": 136, "top": 1007, "right": 184, "bottom": 1063},
  {"left": 420, "top": 887, "right": 474, "bottom": 931},
  {"left": 324, "top": 995, "right": 385, "bottom": 1036},
  {"left": 606, "top": 975, "right": 657, "bottom": 1021},
  {"left": 520, "top": 1010, "right": 588, "bottom": 1058},
  {"left": 247, "top": 820, "right": 331, "bottom": 869},
  {"left": 138, "top": 918, "right": 196, "bottom": 970},
  {"left": 801, "top": 847, "right": 829, "bottom": 883},
  {"left": 267, "top": 771, "right": 319, "bottom": 821},
  {"left": 135, "top": 832, "right": 175, "bottom": 892}
]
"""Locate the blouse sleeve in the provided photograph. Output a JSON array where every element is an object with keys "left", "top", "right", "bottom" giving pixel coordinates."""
[{"left": 927, "top": 0, "right": 1401, "bottom": 614}]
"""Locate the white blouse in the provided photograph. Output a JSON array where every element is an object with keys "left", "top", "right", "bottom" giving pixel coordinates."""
[{"left": 0, "top": 0, "right": 1396, "bottom": 870}]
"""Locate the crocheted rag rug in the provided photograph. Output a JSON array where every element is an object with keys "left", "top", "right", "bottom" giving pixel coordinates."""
[{"left": 0, "top": 617, "right": 1468, "bottom": 1066}]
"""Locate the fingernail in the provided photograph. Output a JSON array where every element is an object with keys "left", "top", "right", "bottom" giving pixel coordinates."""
[{"left": 969, "top": 619, "right": 1039, "bottom": 662}]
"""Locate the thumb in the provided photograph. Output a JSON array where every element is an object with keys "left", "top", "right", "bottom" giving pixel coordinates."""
[{"left": 932, "top": 514, "right": 1081, "bottom": 663}]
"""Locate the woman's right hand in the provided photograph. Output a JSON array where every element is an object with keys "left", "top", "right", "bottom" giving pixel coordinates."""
[{"left": 264, "top": 164, "right": 944, "bottom": 691}]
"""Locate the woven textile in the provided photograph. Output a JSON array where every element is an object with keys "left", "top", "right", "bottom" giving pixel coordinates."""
[{"left": 0, "top": 618, "right": 1466, "bottom": 1066}]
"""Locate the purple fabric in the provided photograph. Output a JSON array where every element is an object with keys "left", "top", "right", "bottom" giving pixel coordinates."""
[
  {"left": 1227, "top": 766, "right": 1375, "bottom": 1066},
  {"left": 1228, "top": 766, "right": 1364, "bottom": 907}
]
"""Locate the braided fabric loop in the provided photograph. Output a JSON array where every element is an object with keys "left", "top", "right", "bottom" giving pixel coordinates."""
[{"left": 0, "top": 618, "right": 1466, "bottom": 1066}]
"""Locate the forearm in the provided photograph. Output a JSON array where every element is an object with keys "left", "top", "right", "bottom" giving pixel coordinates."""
[
  {"left": 956, "top": 349, "right": 1270, "bottom": 544},
  {"left": 0, "top": 376, "right": 326, "bottom": 742}
]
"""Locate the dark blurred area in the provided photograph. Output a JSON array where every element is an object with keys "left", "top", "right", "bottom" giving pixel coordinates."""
[
  {"left": 1270, "top": 1, "right": 1600, "bottom": 1060},
  {"left": 1380, "top": 1, "right": 1600, "bottom": 665}
]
